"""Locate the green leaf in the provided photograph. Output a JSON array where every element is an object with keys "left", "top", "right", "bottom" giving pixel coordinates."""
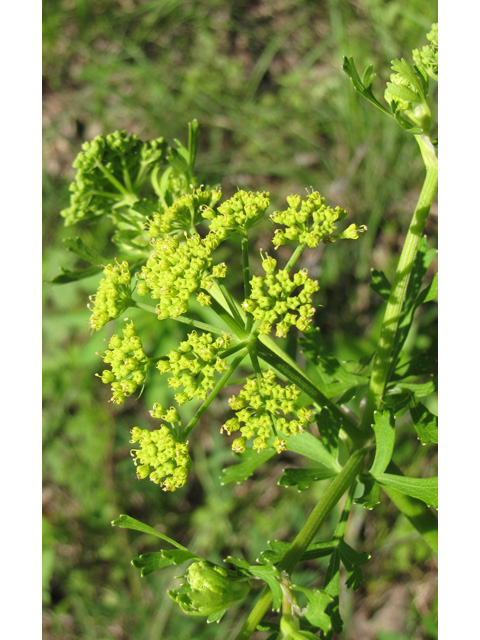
[
  {"left": 62, "top": 237, "right": 106, "bottom": 265},
  {"left": 167, "top": 147, "right": 190, "bottom": 175},
  {"left": 397, "top": 379, "right": 437, "bottom": 397},
  {"left": 224, "top": 556, "right": 251, "bottom": 571},
  {"left": 132, "top": 552, "right": 174, "bottom": 576},
  {"left": 409, "top": 400, "right": 438, "bottom": 445},
  {"left": 322, "top": 549, "right": 343, "bottom": 635},
  {"left": 130, "top": 197, "right": 160, "bottom": 218},
  {"left": 286, "top": 431, "right": 341, "bottom": 472},
  {"left": 393, "top": 353, "right": 437, "bottom": 379},
  {"left": 423, "top": 272, "right": 438, "bottom": 302},
  {"left": 342, "top": 57, "right": 391, "bottom": 116},
  {"left": 375, "top": 473, "right": 438, "bottom": 509},
  {"left": 207, "top": 609, "right": 227, "bottom": 624},
  {"left": 338, "top": 540, "right": 370, "bottom": 591},
  {"left": 278, "top": 467, "right": 337, "bottom": 491},
  {"left": 258, "top": 540, "right": 335, "bottom": 566},
  {"left": 49, "top": 265, "right": 103, "bottom": 284},
  {"left": 220, "top": 448, "right": 276, "bottom": 485},
  {"left": 388, "top": 238, "right": 436, "bottom": 363},
  {"left": 370, "top": 410, "right": 396, "bottom": 476},
  {"left": 355, "top": 474, "right": 382, "bottom": 510},
  {"left": 247, "top": 565, "right": 283, "bottom": 612},
  {"left": 131, "top": 549, "right": 199, "bottom": 576},
  {"left": 293, "top": 586, "right": 333, "bottom": 633},
  {"left": 188, "top": 119, "right": 200, "bottom": 170},
  {"left": 380, "top": 477, "right": 438, "bottom": 554},
  {"left": 111, "top": 514, "right": 188, "bottom": 550},
  {"left": 391, "top": 58, "right": 427, "bottom": 98},
  {"left": 385, "top": 82, "right": 421, "bottom": 104}
]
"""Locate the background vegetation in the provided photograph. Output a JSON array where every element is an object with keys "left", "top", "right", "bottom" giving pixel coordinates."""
[{"left": 42, "top": 1, "right": 438, "bottom": 638}]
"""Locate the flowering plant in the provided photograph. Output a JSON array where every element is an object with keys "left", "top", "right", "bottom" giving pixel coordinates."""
[{"left": 54, "top": 25, "right": 438, "bottom": 638}]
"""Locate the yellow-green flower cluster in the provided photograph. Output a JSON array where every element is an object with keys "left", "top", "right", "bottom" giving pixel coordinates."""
[
  {"left": 270, "top": 192, "right": 365, "bottom": 248},
  {"left": 88, "top": 261, "right": 132, "bottom": 331},
  {"left": 157, "top": 331, "right": 231, "bottom": 405},
  {"left": 242, "top": 254, "right": 319, "bottom": 337},
  {"left": 413, "top": 23, "right": 438, "bottom": 81},
  {"left": 97, "top": 320, "right": 150, "bottom": 404},
  {"left": 147, "top": 188, "right": 222, "bottom": 236},
  {"left": 202, "top": 190, "right": 270, "bottom": 234},
  {"left": 221, "top": 369, "right": 313, "bottom": 454},
  {"left": 130, "top": 422, "right": 191, "bottom": 491},
  {"left": 137, "top": 234, "right": 226, "bottom": 319}
]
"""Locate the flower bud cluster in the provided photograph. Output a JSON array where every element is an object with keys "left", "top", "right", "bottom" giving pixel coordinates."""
[
  {"left": 137, "top": 233, "right": 226, "bottom": 319},
  {"left": 130, "top": 423, "right": 191, "bottom": 491},
  {"left": 96, "top": 320, "right": 150, "bottom": 404},
  {"left": 88, "top": 261, "right": 132, "bottom": 331},
  {"left": 243, "top": 254, "right": 319, "bottom": 337},
  {"left": 221, "top": 369, "right": 313, "bottom": 454},
  {"left": 202, "top": 190, "right": 270, "bottom": 234},
  {"left": 157, "top": 331, "right": 231, "bottom": 405},
  {"left": 147, "top": 188, "right": 222, "bottom": 236},
  {"left": 413, "top": 23, "right": 438, "bottom": 81},
  {"left": 384, "top": 60, "right": 431, "bottom": 131},
  {"left": 169, "top": 561, "right": 250, "bottom": 616},
  {"left": 271, "top": 192, "right": 365, "bottom": 248}
]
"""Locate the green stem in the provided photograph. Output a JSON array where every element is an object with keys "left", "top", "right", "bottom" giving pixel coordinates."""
[
  {"left": 130, "top": 301, "right": 228, "bottom": 336},
  {"left": 241, "top": 232, "right": 254, "bottom": 332},
  {"left": 256, "top": 337, "right": 365, "bottom": 447},
  {"left": 234, "top": 447, "right": 367, "bottom": 640},
  {"left": 182, "top": 350, "right": 248, "bottom": 439},
  {"left": 95, "top": 159, "right": 132, "bottom": 198},
  {"left": 284, "top": 243, "right": 307, "bottom": 273},
  {"left": 361, "top": 135, "right": 438, "bottom": 429},
  {"left": 208, "top": 295, "right": 249, "bottom": 339}
]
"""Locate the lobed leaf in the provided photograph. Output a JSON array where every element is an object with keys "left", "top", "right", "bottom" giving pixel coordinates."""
[
  {"left": 370, "top": 409, "right": 396, "bottom": 476},
  {"left": 374, "top": 473, "right": 438, "bottom": 509},
  {"left": 220, "top": 448, "right": 276, "bottom": 485},
  {"left": 337, "top": 540, "right": 370, "bottom": 591},
  {"left": 62, "top": 237, "right": 106, "bottom": 265},
  {"left": 355, "top": 474, "right": 382, "bottom": 510},
  {"left": 111, "top": 514, "right": 189, "bottom": 550},
  {"left": 131, "top": 549, "right": 199, "bottom": 576},
  {"left": 49, "top": 265, "right": 103, "bottom": 284},
  {"left": 409, "top": 400, "right": 438, "bottom": 445},
  {"left": 278, "top": 467, "right": 337, "bottom": 491},
  {"left": 286, "top": 431, "right": 341, "bottom": 472},
  {"left": 293, "top": 586, "right": 334, "bottom": 633},
  {"left": 247, "top": 565, "right": 283, "bottom": 612}
]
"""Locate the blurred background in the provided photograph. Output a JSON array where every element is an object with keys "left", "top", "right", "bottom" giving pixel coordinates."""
[{"left": 42, "top": 1, "right": 438, "bottom": 638}]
